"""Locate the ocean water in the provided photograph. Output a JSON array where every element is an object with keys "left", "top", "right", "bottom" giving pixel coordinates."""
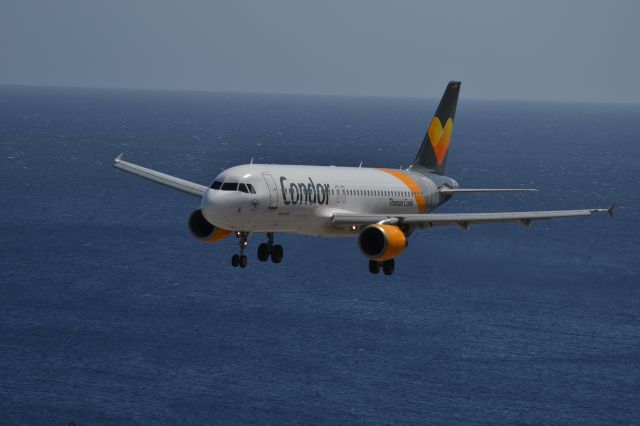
[{"left": 1, "top": 85, "right": 639, "bottom": 425}]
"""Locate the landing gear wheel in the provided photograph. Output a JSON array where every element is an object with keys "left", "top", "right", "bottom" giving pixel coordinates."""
[
  {"left": 271, "top": 244, "right": 284, "bottom": 263},
  {"left": 231, "top": 231, "right": 250, "bottom": 268},
  {"left": 382, "top": 258, "right": 395, "bottom": 275},
  {"left": 369, "top": 260, "right": 380, "bottom": 274},
  {"left": 257, "top": 243, "right": 270, "bottom": 262}
]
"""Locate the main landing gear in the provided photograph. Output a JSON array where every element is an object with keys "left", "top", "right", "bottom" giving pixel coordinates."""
[
  {"left": 257, "top": 232, "right": 284, "bottom": 263},
  {"left": 368, "top": 258, "right": 395, "bottom": 275},
  {"left": 231, "top": 231, "right": 249, "bottom": 268},
  {"left": 231, "top": 232, "right": 285, "bottom": 268}
]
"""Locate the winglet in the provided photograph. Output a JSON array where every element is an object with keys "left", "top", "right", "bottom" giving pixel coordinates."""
[
  {"left": 608, "top": 203, "right": 616, "bottom": 218},
  {"left": 114, "top": 152, "right": 124, "bottom": 164}
]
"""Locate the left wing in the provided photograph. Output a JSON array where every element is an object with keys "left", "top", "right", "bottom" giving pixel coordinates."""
[
  {"left": 332, "top": 207, "right": 614, "bottom": 230},
  {"left": 113, "top": 153, "right": 207, "bottom": 197}
]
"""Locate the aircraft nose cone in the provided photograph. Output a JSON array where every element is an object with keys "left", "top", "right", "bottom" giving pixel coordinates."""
[
  {"left": 201, "top": 189, "right": 239, "bottom": 227},
  {"left": 201, "top": 189, "right": 222, "bottom": 223}
]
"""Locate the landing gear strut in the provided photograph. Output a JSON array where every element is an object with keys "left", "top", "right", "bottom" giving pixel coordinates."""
[
  {"left": 257, "top": 232, "right": 284, "bottom": 263},
  {"left": 368, "top": 258, "right": 395, "bottom": 275},
  {"left": 231, "top": 232, "right": 249, "bottom": 268}
]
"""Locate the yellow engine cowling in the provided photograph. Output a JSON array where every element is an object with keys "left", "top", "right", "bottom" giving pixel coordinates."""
[
  {"left": 358, "top": 224, "right": 408, "bottom": 261},
  {"left": 188, "top": 209, "right": 231, "bottom": 243}
]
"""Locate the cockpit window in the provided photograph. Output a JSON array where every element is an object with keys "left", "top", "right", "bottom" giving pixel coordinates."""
[
  {"left": 211, "top": 180, "right": 256, "bottom": 193},
  {"left": 221, "top": 182, "right": 238, "bottom": 191}
]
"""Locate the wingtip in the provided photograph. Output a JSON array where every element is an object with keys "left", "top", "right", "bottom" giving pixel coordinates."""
[
  {"left": 114, "top": 152, "right": 124, "bottom": 163},
  {"left": 591, "top": 204, "right": 616, "bottom": 218}
]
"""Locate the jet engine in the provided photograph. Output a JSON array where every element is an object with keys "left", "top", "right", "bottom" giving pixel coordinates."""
[
  {"left": 188, "top": 209, "right": 231, "bottom": 243},
  {"left": 358, "top": 224, "right": 408, "bottom": 261}
]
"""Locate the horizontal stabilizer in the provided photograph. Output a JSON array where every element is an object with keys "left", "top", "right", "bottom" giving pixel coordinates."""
[{"left": 439, "top": 188, "right": 538, "bottom": 194}]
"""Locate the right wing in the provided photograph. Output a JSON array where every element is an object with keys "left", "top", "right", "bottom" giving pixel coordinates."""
[
  {"left": 332, "top": 207, "right": 614, "bottom": 230},
  {"left": 113, "top": 153, "right": 207, "bottom": 197}
]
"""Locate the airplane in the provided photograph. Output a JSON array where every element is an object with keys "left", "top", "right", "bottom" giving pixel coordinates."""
[{"left": 114, "top": 81, "right": 613, "bottom": 275}]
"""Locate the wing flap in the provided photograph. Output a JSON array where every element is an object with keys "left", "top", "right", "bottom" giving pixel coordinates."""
[
  {"left": 113, "top": 153, "right": 207, "bottom": 197},
  {"left": 439, "top": 188, "right": 538, "bottom": 194}
]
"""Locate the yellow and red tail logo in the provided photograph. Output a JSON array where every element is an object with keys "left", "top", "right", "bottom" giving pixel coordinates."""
[{"left": 427, "top": 117, "right": 453, "bottom": 166}]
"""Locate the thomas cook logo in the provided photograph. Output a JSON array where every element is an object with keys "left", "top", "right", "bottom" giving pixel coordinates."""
[
  {"left": 428, "top": 117, "right": 453, "bottom": 165},
  {"left": 250, "top": 199, "right": 259, "bottom": 211}
]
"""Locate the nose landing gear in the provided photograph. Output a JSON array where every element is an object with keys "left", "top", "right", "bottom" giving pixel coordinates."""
[
  {"left": 257, "top": 232, "right": 284, "bottom": 263},
  {"left": 231, "top": 232, "right": 249, "bottom": 268},
  {"left": 368, "top": 258, "right": 395, "bottom": 275}
]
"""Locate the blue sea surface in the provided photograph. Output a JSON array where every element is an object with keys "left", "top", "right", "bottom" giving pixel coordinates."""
[{"left": 1, "top": 86, "right": 639, "bottom": 425}]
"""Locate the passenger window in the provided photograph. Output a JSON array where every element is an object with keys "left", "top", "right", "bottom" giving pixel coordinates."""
[
  {"left": 211, "top": 181, "right": 222, "bottom": 190},
  {"left": 247, "top": 184, "right": 256, "bottom": 194},
  {"left": 239, "top": 183, "right": 249, "bottom": 193},
  {"left": 221, "top": 182, "right": 238, "bottom": 191}
]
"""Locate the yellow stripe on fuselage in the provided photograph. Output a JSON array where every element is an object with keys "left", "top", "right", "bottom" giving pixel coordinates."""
[{"left": 377, "top": 168, "right": 426, "bottom": 213}]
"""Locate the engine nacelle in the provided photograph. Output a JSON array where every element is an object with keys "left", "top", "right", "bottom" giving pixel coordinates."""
[
  {"left": 358, "top": 224, "right": 408, "bottom": 261},
  {"left": 188, "top": 209, "right": 231, "bottom": 243}
]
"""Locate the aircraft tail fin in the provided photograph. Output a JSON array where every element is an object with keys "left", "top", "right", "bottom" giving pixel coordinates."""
[{"left": 409, "top": 81, "right": 461, "bottom": 175}]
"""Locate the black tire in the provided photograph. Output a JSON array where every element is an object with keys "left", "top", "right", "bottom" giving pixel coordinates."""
[
  {"left": 382, "top": 258, "right": 395, "bottom": 275},
  {"left": 369, "top": 260, "right": 380, "bottom": 274},
  {"left": 257, "top": 243, "right": 269, "bottom": 262},
  {"left": 231, "top": 254, "right": 240, "bottom": 267},
  {"left": 240, "top": 255, "right": 248, "bottom": 268},
  {"left": 271, "top": 244, "right": 284, "bottom": 263}
]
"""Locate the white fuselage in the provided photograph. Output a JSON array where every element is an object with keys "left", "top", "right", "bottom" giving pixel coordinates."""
[{"left": 201, "top": 164, "right": 456, "bottom": 236}]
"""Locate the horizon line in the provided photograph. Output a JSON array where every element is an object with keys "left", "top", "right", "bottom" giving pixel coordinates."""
[{"left": 1, "top": 81, "right": 638, "bottom": 106}]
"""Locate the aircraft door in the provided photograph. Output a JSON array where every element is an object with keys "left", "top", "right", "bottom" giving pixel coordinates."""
[{"left": 262, "top": 172, "right": 278, "bottom": 209}]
